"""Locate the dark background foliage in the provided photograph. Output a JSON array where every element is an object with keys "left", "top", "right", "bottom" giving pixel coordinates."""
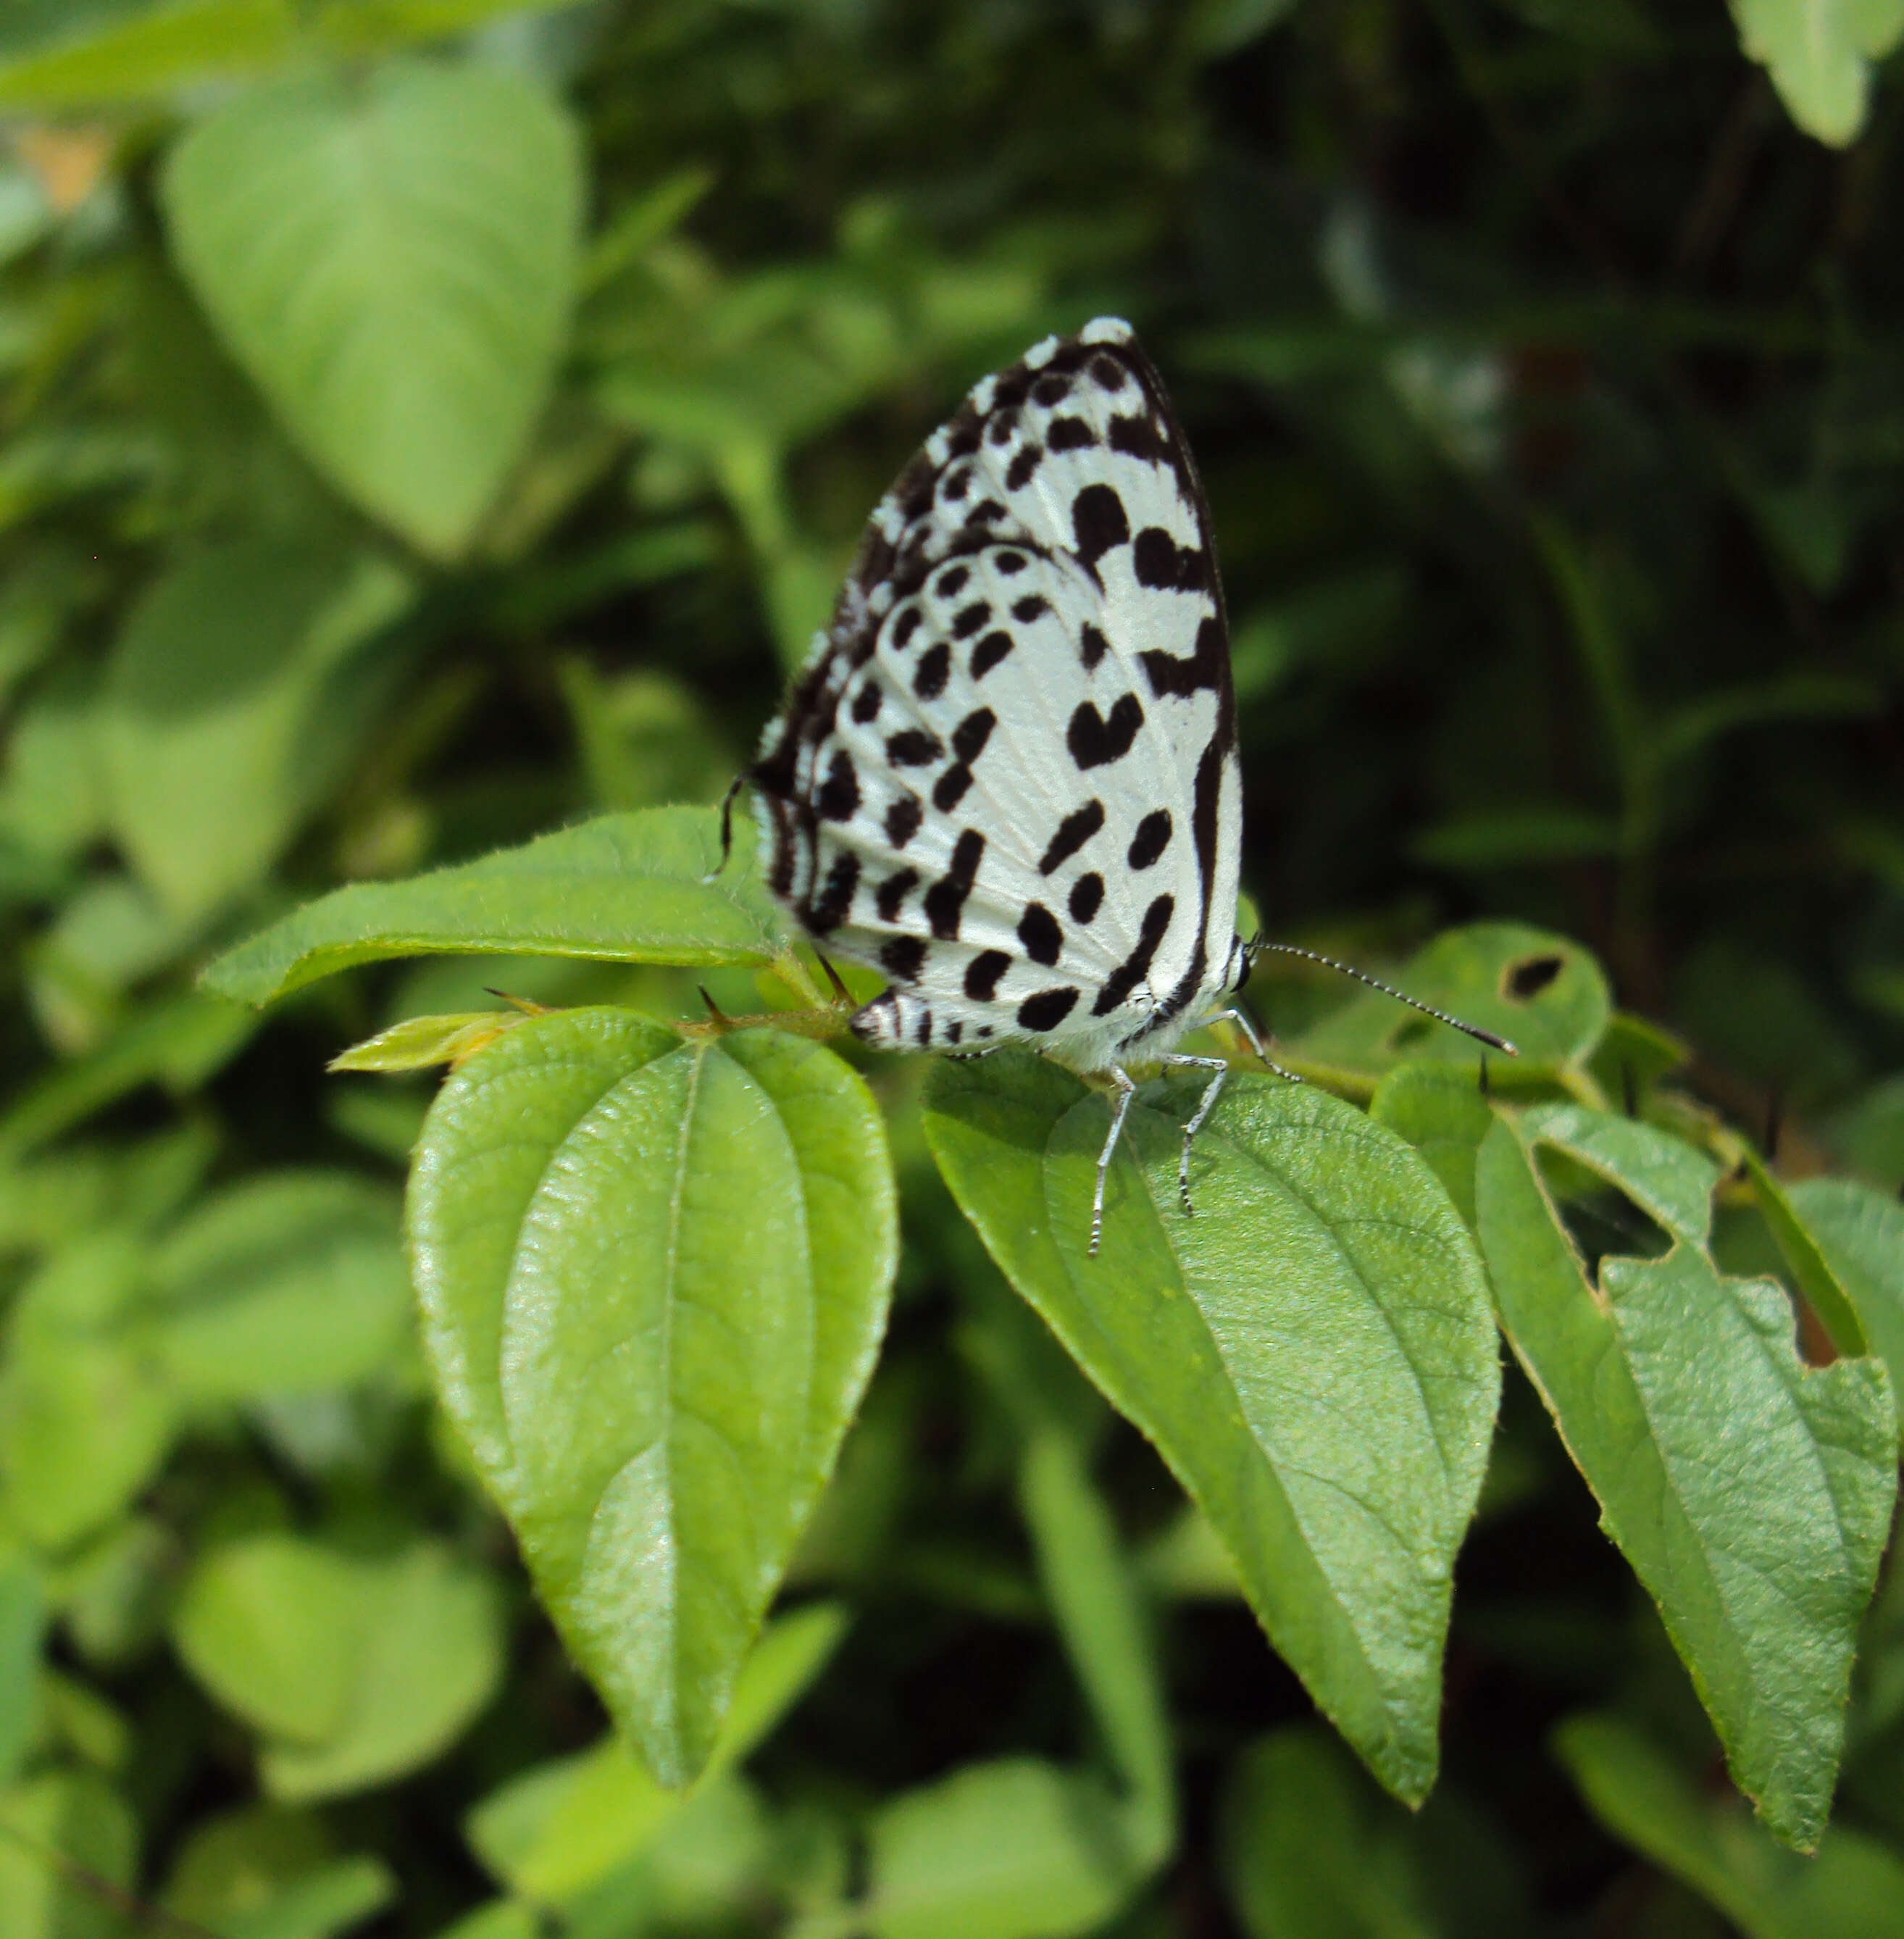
[{"left": 0, "top": 2, "right": 1899, "bottom": 1936}]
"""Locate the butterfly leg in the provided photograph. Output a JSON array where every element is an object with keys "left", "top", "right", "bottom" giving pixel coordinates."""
[
  {"left": 1200, "top": 1006, "right": 1309, "bottom": 1085},
  {"left": 1090, "top": 1067, "right": 1139, "bottom": 1258},
  {"left": 1158, "top": 1054, "right": 1228, "bottom": 1217}
]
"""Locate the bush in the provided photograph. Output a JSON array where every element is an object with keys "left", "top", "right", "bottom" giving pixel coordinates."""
[{"left": 0, "top": 4, "right": 1899, "bottom": 1936}]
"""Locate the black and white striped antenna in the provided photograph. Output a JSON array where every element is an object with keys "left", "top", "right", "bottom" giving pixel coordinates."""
[{"left": 1244, "top": 938, "right": 1519, "bottom": 1056}]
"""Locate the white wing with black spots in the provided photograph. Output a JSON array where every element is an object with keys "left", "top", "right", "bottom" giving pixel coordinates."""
[{"left": 751, "top": 317, "right": 1246, "bottom": 1075}]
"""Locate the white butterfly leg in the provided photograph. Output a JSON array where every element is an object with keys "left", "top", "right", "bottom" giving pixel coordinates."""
[
  {"left": 1090, "top": 1067, "right": 1139, "bottom": 1258},
  {"left": 1201, "top": 1006, "right": 1309, "bottom": 1085},
  {"left": 1160, "top": 1009, "right": 1311, "bottom": 1219},
  {"left": 1158, "top": 1054, "right": 1228, "bottom": 1216}
]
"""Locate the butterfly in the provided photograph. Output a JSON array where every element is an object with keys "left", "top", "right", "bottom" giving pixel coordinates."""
[{"left": 736, "top": 317, "right": 1506, "bottom": 1251}]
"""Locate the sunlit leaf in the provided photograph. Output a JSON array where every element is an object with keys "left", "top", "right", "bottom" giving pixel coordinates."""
[
  {"left": 410, "top": 1012, "right": 893, "bottom": 1785},
  {"left": 201, "top": 808, "right": 788, "bottom": 1006},
  {"left": 924, "top": 1053, "right": 1498, "bottom": 1806}
]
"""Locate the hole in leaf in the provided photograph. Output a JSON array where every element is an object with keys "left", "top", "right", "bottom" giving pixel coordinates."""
[
  {"left": 1537, "top": 1148, "right": 1672, "bottom": 1267},
  {"left": 1504, "top": 954, "right": 1563, "bottom": 1000}
]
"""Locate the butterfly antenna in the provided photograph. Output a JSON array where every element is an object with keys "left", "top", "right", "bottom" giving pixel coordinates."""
[
  {"left": 704, "top": 775, "right": 745, "bottom": 884},
  {"left": 1245, "top": 938, "right": 1519, "bottom": 1056}
]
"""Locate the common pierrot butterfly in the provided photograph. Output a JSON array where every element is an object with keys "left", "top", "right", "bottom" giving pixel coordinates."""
[{"left": 726, "top": 317, "right": 1509, "bottom": 1249}]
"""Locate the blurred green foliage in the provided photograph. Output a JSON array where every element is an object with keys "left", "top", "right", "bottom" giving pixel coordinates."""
[{"left": 0, "top": 1, "right": 1900, "bottom": 1935}]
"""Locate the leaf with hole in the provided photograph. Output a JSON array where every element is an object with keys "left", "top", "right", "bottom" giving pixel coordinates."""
[
  {"left": 1476, "top": 1111, "right": 1895, "bottom": 1846},
  {"left": 1286, "top": 921, "right": 1610, "bottom": 1081}
]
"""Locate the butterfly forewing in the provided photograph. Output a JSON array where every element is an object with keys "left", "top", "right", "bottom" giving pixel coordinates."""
[{"left": 752, "top": 317, "right": 1243, "bottom": 1072}]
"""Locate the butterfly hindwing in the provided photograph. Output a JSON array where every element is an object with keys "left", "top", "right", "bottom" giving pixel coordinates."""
[{"left": 752, "top": 318, "right": 1243, "bottom": 1072}]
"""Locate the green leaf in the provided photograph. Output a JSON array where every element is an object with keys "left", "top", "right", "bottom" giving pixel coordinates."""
[
  {"left": 0, "top": 1769, "right": 137, "bottom": 1939},
  {"left": 467, "top": 1601, "right": 848, "bottom": 1903},
  {"left": 1475, "top": 1114, "right": 1896, "bottom": 1846},
  {"left": 1369, "top": 1064, "right": 1495, "bottom": 1227},
  {"left": 1728, "top": 0, "right": 1904, "bottom": 146},
  {"left": 922, "top": 1054, "right": 1499, "bottom": 1806},
  {"left": 162, "top": 1804, "right": 396, "bottom": 1939},
  {"left": 410, "top": 1012, "right": 893, "bottom": 1786},
  {"left": 100, "top": 541, "right": 413, "bottom": 922},
  {"left": 1785, "top": 1179, "right": 1904, "bottom": 1414},
  {"left": 1584, "top": 1011, "right": 1691, "bottom": 1104},
  {"left": 1519, "top": 1102, "right": 1723, "bottom": 1246},
  {"left": 0, "top": 1, "right": 586, "bottom": 109},
  {"left": 1740, "top": 1150, "right": 1870, "bottom": 1359},
  {"left": 861, "top": 1758, "right": 1137, "bottom": 1939},
  {"left": 1219, "top": 1725, "right": 1527, "bottom": 1939},
  {"left": 147, "top": 1172, "right": 412, "bottom": 1398},
  {"left": 202, "top": 807, "right": 787, "bottom": 1006},
  {"left": 162, "top": 60, "right": 583, "bottom": 556},
  {"left": 1556, "top": 1711, "right": 1904, "bottom": 1938},
  {"left": 173, "top": 1535, "right": 504, "bottom": 1800},
  {"left": 0, "top": 1235, "right": 175, "bottom": 1549},
  {"left": 1017, "top": 1428, "right": 1172, "bottom": 1872},
  {"left": 328, "top": 1011, "right": 530, "bottom": 1073},
  {"left": 0, "top": 1554, "right": 43, "bottom": 1788},
  {"left": 1286, "top": 922, "right": 1611, "bottom": 1081},
  {"left": 171, "top": 1536, "right": 363, "bottom": 1744},
  {"left": 0, "top": 994, "right": 254, "bottom": 1159},
  {"left": 259, "top": 1543, "right": 504, "bottom": 1801}
]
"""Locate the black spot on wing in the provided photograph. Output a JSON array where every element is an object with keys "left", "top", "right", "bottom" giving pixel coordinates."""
[
  {"left": 850, "top": 680, "right": 882, "bottom": 724},
  {"left": 952, "top": 709, "right": 996, "bottom": 762},
  {"left": 913, "top": 642, "right": 951, "bottom": 701},
  {"left": 1091, "top": 893, "right": 1174, "bottom": 1016},
  {"left": 1069, "top": 872, "right": 1104, "bottom": 922},
  {"left": 1031, "top": 372, "right": 1071, "bottom": 406},
  {"left": 1071, "top": 483, "right": 1129, "bottom": 565},
  {"left": 995, "top": 551, "right": 1027, "bottom": 575},
  {"left": 1048, "top": 417, "right": 1097, "bottom": 453},
  {"left": 1017, "top": 987, "right": 1080, "bottom": 1032},
  {"left": 1079, "top": 623, "right": 1108, "bottom": 670},
  {"left": 945, "top": 408, "right": 983, "bottom": 459},
  {"left": 1107, "top": 414, "right": 1166, "bottom": 463},
  {"left": 885, "top": 794, "right": 922, "bottom": 847},
  {"left": 924, "top": 830, "right": 985, "bottom": 940},
  {"left": 880, "top": 935, "right": 926, "bottom": 981},
  {"left": 886, "top": 729, "right": 943, "bottom": 766},
  {"left": 1006, "top": 446, "right": 1043, "bottom": 491},
  {"left": 809, "top": 851, "right": 860, "bottom": 935},
  {"left": 1068, "top": 693, "right": 1144, "bottom": 769},
  {"left": 932, "top": 764, "right": 973, "bottom": 812},
  {"left": 895, "top": 454, "right": 936, "bottom": 522},
  {"left": 1017, "top": 903, "right": 1062, "bottom": 967},
  {"left": 1140, "top": 614, "right": 1227, "bottom": 698},
  {"left": 816, "top": 750, "right": 861, "bottom": 822},
  {"left": 892, "top": 607, "right": 922, "bottom": 650},
  {"left": 876, "top": 868, "right": 919, "bottom": 922},
  {"left": 965, "top": 950, "right": 1009, "bottom": 1001},
  {"left": 1011, "top": 594, "right": 1048, "bottom": 623},
  {"left": 1127, "top": 809, "right": 1172, "bottom": 869},
  {"left": 936, "top": 565, "right": 970, "bottom": 599},
  {"left": 1038, "top": 799, "right": 1104, "bottom": 875},
  {"left": 953, "top": 601, "right": 991, "bottom": 638},
  {"left": 971, "top": 630, "right": 1014, "bottom": 678}
]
